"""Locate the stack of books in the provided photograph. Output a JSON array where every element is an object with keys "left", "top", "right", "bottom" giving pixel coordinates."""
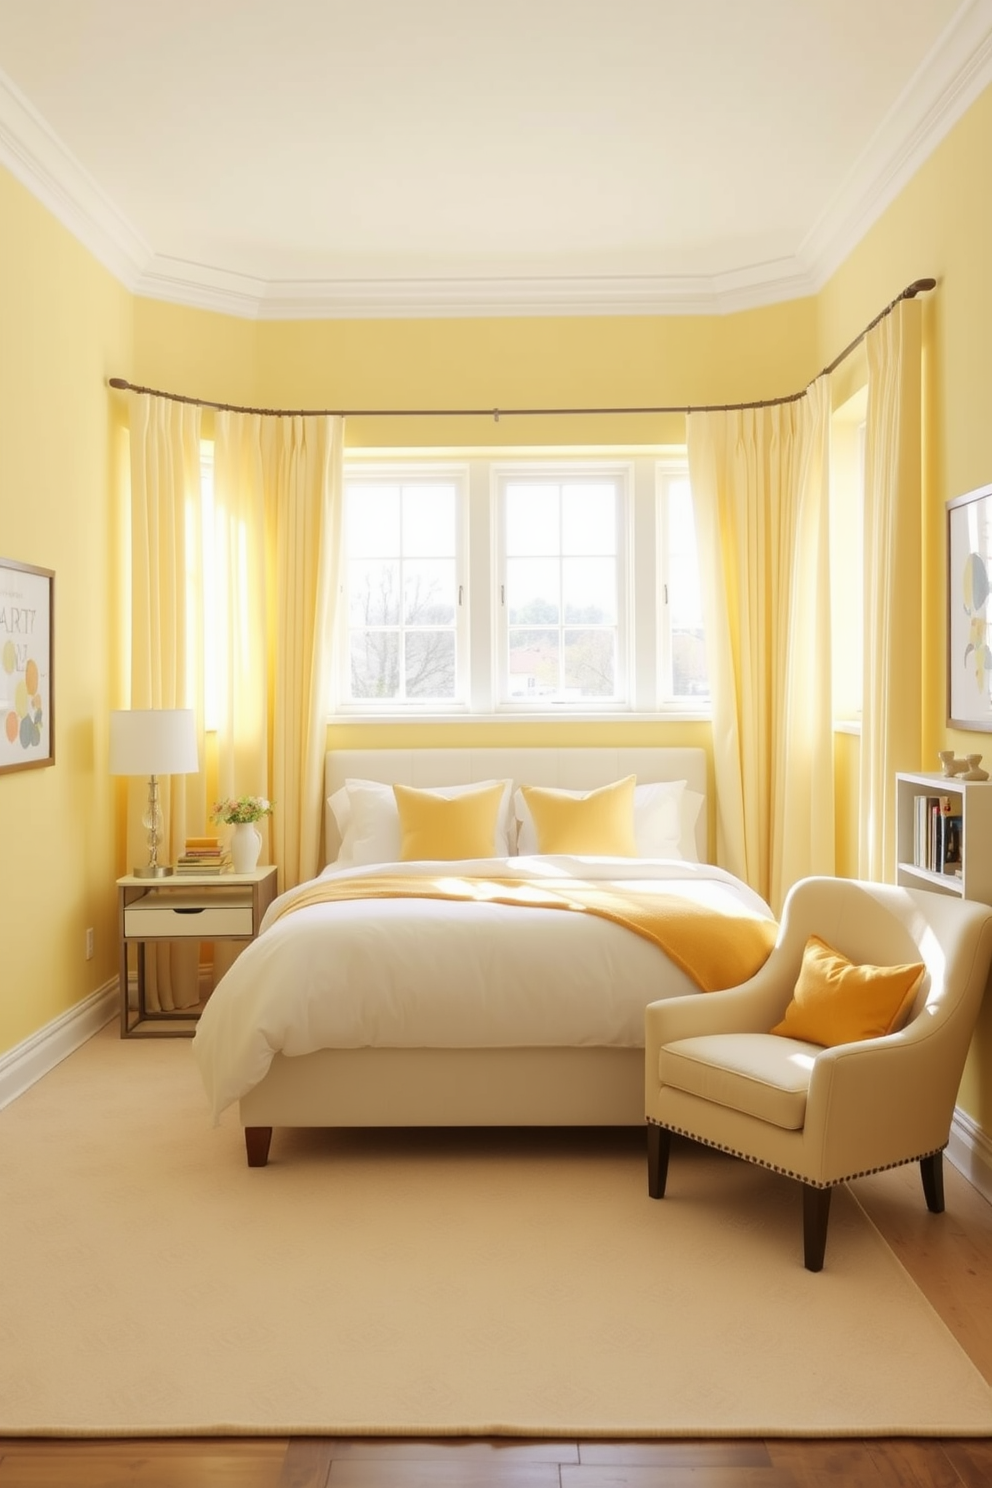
[
  {"left": 913, "top": 795, "right": 963, "bottom": 877},
  {"left": 175, "top": 836, "right": 231, "bottom": 875}
]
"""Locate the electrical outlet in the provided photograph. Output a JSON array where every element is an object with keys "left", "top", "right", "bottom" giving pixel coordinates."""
[{"left": 85, "top": 927, "right": 95, "bottom": 960}]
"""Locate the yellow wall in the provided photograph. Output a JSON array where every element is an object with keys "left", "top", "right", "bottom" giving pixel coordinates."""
[
  {"left": 0, "top": 169, "right": 131, "bottom": 1052},
  {"left": 132, "top": 298, "right": 262, "bottom": 411},
  {"left": 253, "top": 299, "right": 818, "bottom": 450}
]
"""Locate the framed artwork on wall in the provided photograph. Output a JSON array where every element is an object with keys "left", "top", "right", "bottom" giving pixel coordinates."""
[
  {"left": 0, "top": 557, "right": 54, "bottom": 774},
  {"left": 947, "top": 484, "right": 992, "bottom": 731}
]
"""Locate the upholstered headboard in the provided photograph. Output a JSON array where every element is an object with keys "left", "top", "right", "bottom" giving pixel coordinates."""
[{"left": 324, "top": 747, "right": 708, "bottom": 865}]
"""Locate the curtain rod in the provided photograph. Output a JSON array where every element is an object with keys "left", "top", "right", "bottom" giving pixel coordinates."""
[{"left": 108, "top": 277, "right": 935, "bottom": 421}]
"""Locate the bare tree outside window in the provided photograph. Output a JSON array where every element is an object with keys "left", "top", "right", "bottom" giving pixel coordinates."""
[{"left": 345, "top": 481, "right": 460, "bottom": 701}]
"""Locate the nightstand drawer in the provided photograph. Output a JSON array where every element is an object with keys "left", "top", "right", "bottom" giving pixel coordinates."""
[{"left": 124, "top": 892, "right": 255, "bottom": 939}]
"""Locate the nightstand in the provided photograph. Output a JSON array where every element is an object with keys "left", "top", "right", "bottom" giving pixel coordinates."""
[{"left": 117, "top": 865, "right": 278, "bottom": 1037}]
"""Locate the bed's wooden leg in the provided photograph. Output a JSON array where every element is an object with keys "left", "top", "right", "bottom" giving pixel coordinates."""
[{"left": 245, "top": 1126, "right": 273, "bottom": 1167}]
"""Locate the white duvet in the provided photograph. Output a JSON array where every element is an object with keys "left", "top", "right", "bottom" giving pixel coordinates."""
[{"left": 192, "top": 855, "right": 773, "bottom": 1119}]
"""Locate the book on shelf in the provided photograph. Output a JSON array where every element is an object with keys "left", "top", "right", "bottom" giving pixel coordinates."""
[
  {"left": 915, "top": 794, "right": 937, "bottom": 868},
  {"left": 914, "top": 793, "right": 954, "bottom": 872},
  {"left": 912, "top": 793, "right": 963, "bottom": 875},
  {"left": 939, "top": 811, "right": 963, "bottom": 876}
]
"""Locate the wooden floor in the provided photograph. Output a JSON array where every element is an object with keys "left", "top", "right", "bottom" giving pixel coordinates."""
[{"left": 2, "top": 1153, "right": 991, "bottom": 1488}]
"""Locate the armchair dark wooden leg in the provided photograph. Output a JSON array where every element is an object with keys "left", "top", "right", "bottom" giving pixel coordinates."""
[
  {"left": 245, "top": 1125, "right": 273, "bottom": 1168},
  {"left": 920, "top": 1150, "right": 945, "bottom": 1213},
  {"left": 647, "top": 1123, "right": 672, "bottom": 1199},
  {"left": 802, "top": 1183, "right": 832, "bottom": 1272}
]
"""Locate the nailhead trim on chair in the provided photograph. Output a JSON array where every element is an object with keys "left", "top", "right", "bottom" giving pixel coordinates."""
[{"left": 645, "top": 1116, "right": 945, "bottom": 1189}]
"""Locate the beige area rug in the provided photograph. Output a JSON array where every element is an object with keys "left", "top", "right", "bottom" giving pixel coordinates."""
[{"left": 2, "top": 1025, "right": 992, "bottom": 1440}]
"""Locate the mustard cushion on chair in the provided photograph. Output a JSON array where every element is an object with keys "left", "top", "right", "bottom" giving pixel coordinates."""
[
  {"left": 519, "top": 775, "right": 638, "bottom": 855},
  {"left": 393, "top": 781, "right": 507, "bottom": 860},
  {"left": 770, "top": 934, "right": 925, "bottom": 1047}
]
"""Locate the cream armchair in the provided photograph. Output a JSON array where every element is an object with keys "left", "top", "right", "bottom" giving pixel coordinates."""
[{"left": 644, "top": 876, "right": 992, "bottom": 1271}]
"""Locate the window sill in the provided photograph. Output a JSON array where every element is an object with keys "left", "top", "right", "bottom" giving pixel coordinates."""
[{"left": 328, "top": 708, "right": 713, "bottom": 727}]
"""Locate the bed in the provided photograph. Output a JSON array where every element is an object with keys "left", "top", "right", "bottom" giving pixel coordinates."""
[{"left": 191, "top": 747, "right": 776, "bottom": 1166}]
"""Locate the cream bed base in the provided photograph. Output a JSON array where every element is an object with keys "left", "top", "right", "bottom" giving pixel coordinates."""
[{"left": 238, "top": 747, "right": 708, "bottom": 1165}]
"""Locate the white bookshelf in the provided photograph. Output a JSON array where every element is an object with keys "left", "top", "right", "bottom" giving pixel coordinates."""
[{"left": 896, "top": 771, "right": 992, "bottom": 904}]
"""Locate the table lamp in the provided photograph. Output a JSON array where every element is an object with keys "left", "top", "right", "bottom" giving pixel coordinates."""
[{"left": 109, "top": 708, "right": 199, "bottom": 877}]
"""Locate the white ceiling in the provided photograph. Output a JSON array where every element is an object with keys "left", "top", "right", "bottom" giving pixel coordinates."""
[{"left": 0, "top": 0, "right": 990, "bottom": 319}]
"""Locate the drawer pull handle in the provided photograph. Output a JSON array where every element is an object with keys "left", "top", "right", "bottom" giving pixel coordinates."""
[{"left": 174, "top": 907, "right": 206, "bottom": 915}]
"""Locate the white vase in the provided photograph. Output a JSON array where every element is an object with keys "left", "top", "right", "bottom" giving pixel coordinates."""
[{"left": 230, "top": 822, "right": 262, "bottom": 874}]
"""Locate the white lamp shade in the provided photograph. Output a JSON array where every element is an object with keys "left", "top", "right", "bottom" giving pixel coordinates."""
[{"left": 109, "top": 708, "right": 199, "bottom": 777}]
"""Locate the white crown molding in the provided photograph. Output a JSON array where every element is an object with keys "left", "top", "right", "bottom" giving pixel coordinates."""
[
  {"left": 0, "top": 63, "right": 148, "bottom": 286},
  {"left": 3, "top": 3, "right": 992, "bottom": 320},
  {"left": 134, "top": 256, "right": 817, "bottom": 321},
  {"left": 801, "top": 0, "right": 992, "bottom": 286}
]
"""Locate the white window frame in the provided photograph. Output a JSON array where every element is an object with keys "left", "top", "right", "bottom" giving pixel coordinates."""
[
  {"left": 332, "top": 449, "right": 708, "bottom": 722},
  {"left": 336, "top": 461, "right": 471, "bottom": 714},
  {"left": 655, "top": 458, "right": 709, "bottom": 705}
]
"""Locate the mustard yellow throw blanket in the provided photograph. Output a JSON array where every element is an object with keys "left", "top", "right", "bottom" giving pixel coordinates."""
[{"left": 273, "top": 875, "right": 778, "bottom": 993}]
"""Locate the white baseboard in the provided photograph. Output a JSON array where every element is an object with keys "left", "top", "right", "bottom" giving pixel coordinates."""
[
  {"left": 0, "top": 979, "right": 117, "bottom": 1112},
  {"left": 947, "top": 1105, "right": 992, "bottom": 1205}
]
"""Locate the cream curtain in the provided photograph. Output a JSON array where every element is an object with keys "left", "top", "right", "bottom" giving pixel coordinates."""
[
  {"left": 125, "top": 390, "right": 204, "bottom": 1010},
  {"left": 858, "top": 298, "right": 923, "bottom": 881},
  {"left": 210, "top": 411, "right": 344, "bottom": 891},
  {"left": 125, "top": 398, "right": 343, "bottom": 1001},
  {"left": 687, "top": 377, "right": 834, "bottom": 913}
]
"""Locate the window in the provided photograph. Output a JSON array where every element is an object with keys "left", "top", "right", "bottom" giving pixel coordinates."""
[
  {"left": 338, "top": 452, "right": 706, "bottom": 717},
  {"left": 342, "top": 470, "right": 467, "bottom": 706},
  {"left": 497, "top": 469, "right": 625, "bottom": 705}
]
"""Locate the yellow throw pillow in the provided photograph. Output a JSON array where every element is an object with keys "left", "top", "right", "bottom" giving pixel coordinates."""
[
  {"left": 519, "top": 775, "right": 638, "bottom": 856},
  {"left": 393, "top": 782, "right": 506, "bottom": 861},
  {"left": 770, "top": 935, "right": 925, "bottom": 1047}
]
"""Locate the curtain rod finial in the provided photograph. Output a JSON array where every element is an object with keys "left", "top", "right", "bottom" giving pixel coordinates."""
[{"left": 906, "top": 277, "right": 937, "bottom": 298}]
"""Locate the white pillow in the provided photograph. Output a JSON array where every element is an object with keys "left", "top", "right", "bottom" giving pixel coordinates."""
[
  {"left": 329, "top": 778, "right": 515, "bottom": 865},
  {"left": 514, "top": 777, "right": 700, "bottom": 860},
  {"left": 678, "top": 788, "right": 704, "bottom": 863},
  {"left": 327, "top": 785, "right": 355, "bottom": 863}
]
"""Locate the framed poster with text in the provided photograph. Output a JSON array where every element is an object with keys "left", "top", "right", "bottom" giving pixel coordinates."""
[{"left": 0, "top": 557, "right": 54, "bottom": 773}]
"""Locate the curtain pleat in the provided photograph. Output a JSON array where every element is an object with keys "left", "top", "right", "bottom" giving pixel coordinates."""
[
  {"left": 206, "top": 410, "right": 344, "bottom": 892},
  {"left": 858, "top": 299, "right": 923, "bottom": 881},
  {"left": 125, "top": 390, "right": 203, "bottom": 1010},
  {"left": 262, "top": 415, "right": 343, "bottom": 888},
  {"left": 687, "top": 379, "right": 834, "bottom": 913},
  {"left": 211, "top": 411, "right": 269, "bottom": 842}
]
